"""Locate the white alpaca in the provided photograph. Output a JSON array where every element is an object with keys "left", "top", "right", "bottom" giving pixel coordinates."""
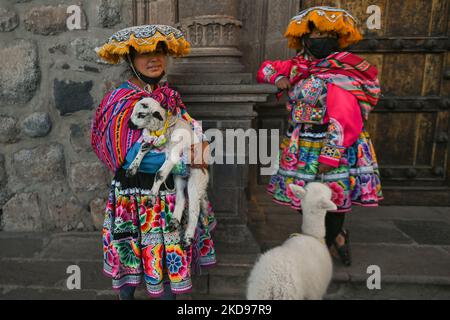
[
  {"left": 246, "top": 182, "right": 337, "bottom": 300},
  {"left": 127, "top": 97, "right": 209, "bottom": 248}
]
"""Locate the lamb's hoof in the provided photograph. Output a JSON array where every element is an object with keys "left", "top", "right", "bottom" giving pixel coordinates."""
[
  {"left": 168, "top": 219, "right": 180, "bottom": 232},
  {"left": 148, "top": 193, "right": 157, "bottom": 205},
  {"left": 155, "top": 171, "right": 163, "bottom": 182},
  {"left": 141, "top": 143, "right": 152, "bottom": 152},
  {"left": 181, "top": 237, "right": 194, "bottom": 250},
  {"left": 150, "top": 188, "right": 159, "bottom": 197},
  {"left": 125, "top": 169, "right": 137, "bottom": 177}
]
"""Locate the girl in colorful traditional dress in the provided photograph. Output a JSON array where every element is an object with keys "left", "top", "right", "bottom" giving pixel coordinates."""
[
  {"left": 257, "top": 7, "right": 383, "bottom": 266},
  {"left": 91, "top": 25, "right": 216, "bottom": 299}
]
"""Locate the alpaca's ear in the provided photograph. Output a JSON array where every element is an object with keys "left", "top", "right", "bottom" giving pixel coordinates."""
[
  {"left": 289, "top": 184, "right": 307, "bottom": 199},
  {"left": 320, "top": 199, "right": 337, "bottom": 211}
]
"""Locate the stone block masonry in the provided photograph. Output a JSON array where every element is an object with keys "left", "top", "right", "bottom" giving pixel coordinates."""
[{"left": 0, "top": 0, "right": 131, "bottom": 232}]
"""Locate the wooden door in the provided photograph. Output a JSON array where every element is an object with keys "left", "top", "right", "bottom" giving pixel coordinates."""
[{"left": 255, "top": 0, "right": 450, "bottom": 205}]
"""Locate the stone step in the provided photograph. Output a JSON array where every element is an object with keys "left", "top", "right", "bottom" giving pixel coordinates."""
[
  {"left": 326, "top": 280, "right": 450, "bottom": 300},
  {"left": 183, "top": 294, "right": 245, "bottom": 300},
  {"left": 169, "top": 73, "right": 253, "bottom": 85},
  {"left": 249, "top": 207, "right": 450, "bottom": 249},
  {"left": 0, "top": 285, "right": 107, "bottom": 300},
  {"left": 171, "top": 61, "right": 245, "bottom": 74},
  {"left": 0, "top": 228, "right": 260, "bottom": 299},
  {"left": 2, "top": 204, "right": 450, "bottom": 300},
  {"left": 246, "top": 186, "right": 450, "bottom": 299},
  {"left": 1, "top": 273, "right": 448, "bottom": 300},
  {"left": 0, "top": 258, "right": 252, "bottom": 300},
  {"left": 0, "top": 248, "right": 258, "bottom": 297},
  {"left": 174, "top": 84, "right": 276, "bottom": 95},
  {"left": 1, "top": 241, "right": 449, "bottom": 300},
  {"left": 0, "top": 230, "right": 260, "bottom": 259},
  {"left": 0, "top": 285, "right": 246, "bottom": 300}
]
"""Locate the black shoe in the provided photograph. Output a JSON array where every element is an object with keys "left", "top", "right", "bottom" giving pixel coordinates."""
[
  {"left": 334, "top": 229, "right": 351, "bottom": 267},
  {"left": 118, "top": 285, "right": 136, "bottom": 300}
]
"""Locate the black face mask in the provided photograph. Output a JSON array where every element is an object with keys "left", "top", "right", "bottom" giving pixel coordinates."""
[
  {"left": 303, "top": 36, "right": 339, "bottom": 59},
  {"left": 135, "top": 70, "right": 166, "bottom": 85}
]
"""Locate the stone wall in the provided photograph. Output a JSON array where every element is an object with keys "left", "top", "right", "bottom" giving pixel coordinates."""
[
  {"left": 0, "top": 0, "right": 134, "bottom": 232},
  {"left": 0, "top": 0, "right": 299, "bottom": 233}
]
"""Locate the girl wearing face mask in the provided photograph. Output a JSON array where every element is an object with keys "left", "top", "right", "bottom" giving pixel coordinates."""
[
  {"left": 92, "top": 25, "right": 216, "bottom": 300},
  {"left": 257, "top": 7, "right": 383, "bottom": 266}
]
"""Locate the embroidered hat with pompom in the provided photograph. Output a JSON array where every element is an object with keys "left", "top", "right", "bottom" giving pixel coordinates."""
[
  {"left": 285, "top": 6, "right": 363, "bottom": 50},
  {"left": 96, "top": 24, "right": 191, "bottom": 64}
]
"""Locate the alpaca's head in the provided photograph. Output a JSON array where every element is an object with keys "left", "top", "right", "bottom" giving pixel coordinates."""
[
  {"left": 289, "top": 182, "right": 337, "bottom": 213},
  {"left": 289, "top": 182, "right": 337, "bottom": 239}
]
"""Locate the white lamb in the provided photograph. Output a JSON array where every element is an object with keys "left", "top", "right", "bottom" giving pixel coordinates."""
[
  {"left": 246, "top": 182, "right": 337, "bottom": 300},
  {"left": 126, "top": 97, "right": 209, "bottom": 248}
]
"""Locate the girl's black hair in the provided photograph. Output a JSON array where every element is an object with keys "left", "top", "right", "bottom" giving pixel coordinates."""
[
  {"left": 127, "top": 42, "right": 168, "bottom": 65},
  {"left": 306, "top": 20, "right": 338, "bottom": 38}
]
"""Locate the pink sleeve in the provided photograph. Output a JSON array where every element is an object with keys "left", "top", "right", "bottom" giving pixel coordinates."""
[
  {"left": 318, "top": 83, "right": 363, "bottom": 167},
  {"left": 256, "top": 59, "right": 294, "bottom": 84}
]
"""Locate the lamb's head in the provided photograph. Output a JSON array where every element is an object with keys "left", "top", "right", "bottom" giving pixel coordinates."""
[
  {"left": 128, "top": 97, "right": 167, "bottom": 132},
  {"left": 289, "top": 182, "right": 337, "bottom": 213}
]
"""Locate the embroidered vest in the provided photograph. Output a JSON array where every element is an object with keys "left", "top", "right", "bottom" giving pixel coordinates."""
[{"left": 288, "top": 75, "right": 328, "bottom": 125}]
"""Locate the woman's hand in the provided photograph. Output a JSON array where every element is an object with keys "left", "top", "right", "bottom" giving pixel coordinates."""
[
  {"left": 318, "top": 163, "right": 335, "bottom": 174},
  {"left": 190, "top": 141, "right": 210, "bottom": 172},
  {"left": 275, "top": 77, "right": 291, "bottom": 90}
]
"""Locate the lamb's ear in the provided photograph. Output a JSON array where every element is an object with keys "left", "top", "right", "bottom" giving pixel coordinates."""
[
  {"left": 289, "top": 184, "right": 307, "bottom": 199},
  {"left": 128, "top": 118, "right": 138, "bottom": 130},
  {"left": 152, "top": 111, "right": 164, "bottom": 121},
  {"left": 320, "top": 199, "right": 337, "bottom": 211}
]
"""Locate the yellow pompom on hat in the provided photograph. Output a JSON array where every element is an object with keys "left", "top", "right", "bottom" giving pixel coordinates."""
[
  {"left": 96, "top": 24, "right": 191, "bottom": 64},
  {"left": 285, "top": 6, "right": 363, "bottom": 50}
]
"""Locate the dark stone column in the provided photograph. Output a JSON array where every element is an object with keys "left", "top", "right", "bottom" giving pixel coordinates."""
[
  {"left": 168, "top": 0, "right": 275, "bottom": 253},
  {"left": 170, "top": 0, "right": 247, "bottom": 83}
]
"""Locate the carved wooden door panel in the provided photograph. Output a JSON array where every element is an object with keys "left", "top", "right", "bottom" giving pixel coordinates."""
[{"left": 255, "top": 0, "right": 450, "bottom": 205}]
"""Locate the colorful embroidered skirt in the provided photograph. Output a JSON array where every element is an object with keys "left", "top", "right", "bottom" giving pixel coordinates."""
[
  {"left": 102, "top": 168, "right": 217, "bottom": 297},
  {"left": 268, "top": 123, "right": 383, "bottom": 212}
]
